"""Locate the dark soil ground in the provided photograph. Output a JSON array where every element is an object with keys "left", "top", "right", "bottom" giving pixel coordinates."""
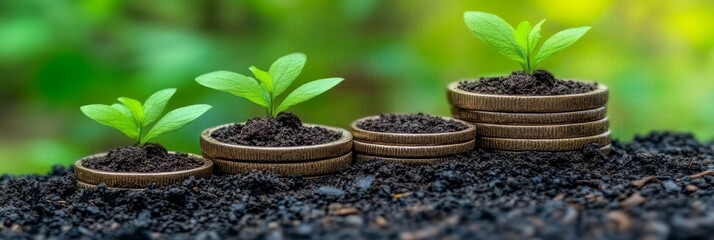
[
  {"left": 357, "top": 113, "right": 468, "bottom": 134},
  {"left": 212, "top": 112, "right": 342, "bottom": 147},
  {"left": 2, "top": 132, "right": 714, "bottom": 239},
  {"left": 82, "top": 144, "right": 203, "bottom": 173},
  {"left": 459, "top": 70, "right": 598, "bottom": 96}
]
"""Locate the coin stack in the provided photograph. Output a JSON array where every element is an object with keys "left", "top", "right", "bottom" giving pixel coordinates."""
[
  {"left": 200, "top": 124, "right": 354, "bottom": 177},
  {"left": 447, "top": 82, "right": 611, "bottom": 154},
  {"left": 351, "top": 116, "right": 477, "bottom": 165}
]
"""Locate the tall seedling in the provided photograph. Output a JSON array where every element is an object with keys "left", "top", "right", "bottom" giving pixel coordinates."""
[
  {"left": 81, "top": 89, "right": 212, "bottom": 145},
  {"left": 464, "top": 11, "right": 590, "bottom": 74},
  {"left": 196, "top": 53, "right": 343, "bottom": 117}
]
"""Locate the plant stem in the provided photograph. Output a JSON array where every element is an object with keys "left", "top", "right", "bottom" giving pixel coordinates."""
[
  {"left": 137, "top": 124, "right": 144, "bottom": 146},
  {"left": 267, "top": 91, "right": 275, "bottom": 118}
]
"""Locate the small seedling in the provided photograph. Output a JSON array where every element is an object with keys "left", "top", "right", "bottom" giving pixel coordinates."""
[
  {"left": 464, "top": 11, "right": 590, "bottom": 74},
  {"left": 195, "top": 53, "right": 344, "bottom": 117},
  {"left": 80, "top": 89, "right": 212, "bottom": 145}
]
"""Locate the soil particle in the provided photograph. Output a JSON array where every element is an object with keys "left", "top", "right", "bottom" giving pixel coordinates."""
[
  {"left": 458, "top": 70, "right": 597, "bottom": 96},
  {"left": 2, "top": 132, "right": 714, "bottom": 239},
  {"left": 81, "top": 143, "right": 203, "bottom": 173},
  {"left": 212, "top": 112, "right": 342, "bottom": 147},
  {"left": 357, "top": 113, "right": 468, "bottom": 134}
]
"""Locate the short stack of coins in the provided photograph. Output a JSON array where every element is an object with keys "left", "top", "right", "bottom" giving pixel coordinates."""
[
  {"left": 447, "top": 82, "right": 611, "bottom": 154},
  {"left": 351, "top": 116, "right": 478, "bottom": 165},
  {"left": 200, "top": 124, "right": 354, "bottom": 177}
]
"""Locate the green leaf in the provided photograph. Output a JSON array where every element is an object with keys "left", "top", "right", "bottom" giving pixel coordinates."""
[
  {"left": 249, "top": 66, "right": 273, "bottom": 92},
  {"left": 117, "top": 97, "right": 144, "bottom": 126},
  {"left": 514, "top": 21, "right": 531, "bottom": 53},
  {"left": 269, "top": 53, "right": 306, "bottom": 97},
  {"left": 81, "top": 104, "right": 140, "bottom": 140},
  {"left": 111, "top": 103, "right": 133, "bottom": 120},
  {"left": 533, "top": 26, "right": 590, "bottom": 68},
  {"left": 143, "top": 88, "right": 176, "bottom": 126},
  {"left": 143, "top": 104, "right": 212, "bottom": 144},
  {"left": 528, "top": 19, "right": 545, "bottom": 55},
  {"left": 195, "top": 71, "right": 269, "bottom": 107},
  {"left": 463, "top": 11, "right": 525, "bottom": 63},
  {"left": 274, "top": 78, "right": 343, "bottom": 114}
]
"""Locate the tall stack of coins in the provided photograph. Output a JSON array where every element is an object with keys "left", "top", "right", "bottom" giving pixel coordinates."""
[
  {"left": 200, "top": 124, "right": 353, "bottom": 177},
  {"left": 351, "top": 116, "right": 477, "bottom": 165},
  {"left": 447, "top": 82, "right": 611, "bottom": 154}
]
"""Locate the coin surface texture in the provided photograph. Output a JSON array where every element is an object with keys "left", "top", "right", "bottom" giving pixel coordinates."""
[{"left": 477, "top": 131, "right": 611, "bottom": 151}]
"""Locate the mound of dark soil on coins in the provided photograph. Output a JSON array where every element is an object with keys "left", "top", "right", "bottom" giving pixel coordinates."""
[
  {"left": 2, "top": 132, "right": 714, "bottom": 239},
  {"left": 459, "top": 70, "right": 598, "bottom": 96},
  {"left": 357, "top": 113, "right": 468, "bottom": 134},
  {"left": 81, "top": 143, "right": 203, "bottom": 173},
  {"left": 212, "top": 112, "right": 342, "bottom": 147}
]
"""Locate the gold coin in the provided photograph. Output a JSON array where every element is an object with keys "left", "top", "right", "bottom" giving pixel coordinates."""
[
  {"left": 209, "top": 152, "right": 352, "bottom": 176},
  {"left": 200, "top": 124, "right": 353, "bottom": 162},
  {"left": 451, "top": 107, "right": 607, "bottom": 124},
  {"left": 354, "top": 154, "right": 451, "bottom": 165},
  {"left": 474, "top": 118, "right": 609, "bottom": 139},
  {"left": 74, "top": 153, "right": 213, "bottom": 189},
  {"left": 490, "top": 144, "right": 612, "bottom": 155},
  {"left": 353, "top": 140, "right": 475, "bottom": 158},
  {"left": 447, "top": 82, "right": 608, "bottom": 113},
  {"left": 351, "top": 115, "right": 476, "bottom": 145},
  {"left": 477, "top": 131, "right": 611, "bottom": 151}
]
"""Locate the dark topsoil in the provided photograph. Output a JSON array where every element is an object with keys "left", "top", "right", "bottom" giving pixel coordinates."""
[
  {"left": 459, "top": 70, "right": 598, "bottom": 96},
  {"left": 357, "top": 113, "right": 468, "bottom": 134},
  {"left": 82, "top": 144, "right": 203, "bottom": 173},
  {"left": 3, "top": 132, "right": 714, "bottom": 239},
  {"left": 212, "top": 112, "right": 342, "bottom": 147}
]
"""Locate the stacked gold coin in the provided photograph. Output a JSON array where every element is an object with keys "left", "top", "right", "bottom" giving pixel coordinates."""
[
  {"left": 351, "top": 115, "right": 477, "bottom": 165},
  {"left": 447, "top": 82, "right": 611, "bottom": 154},
  {"left": 200, "top": 124, "right": 353, "bottom": 177},
  {"left": 74, "top": 152, "right": 213, "bottom": 189}
]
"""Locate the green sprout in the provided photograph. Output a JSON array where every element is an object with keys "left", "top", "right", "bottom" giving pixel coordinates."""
[
  {"left": 80, "top": 89, "right": 212, "bottom": 146},
  {"left": 464, "top": 11, "right": 591, "bottom": 74},
  {"left": 195, "top": 52, "right": 344, "bottom": 118}
]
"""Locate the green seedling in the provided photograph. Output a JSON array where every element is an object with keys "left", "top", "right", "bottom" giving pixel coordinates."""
[
  {"left": 80, "top": 89, "right": 212, "bottom": 146},
  {"left": 195, "top": 52, "right": 344, "bottom": 117},
  {"left": 464, "top": 11, "right": 590, "bottom": 74}
]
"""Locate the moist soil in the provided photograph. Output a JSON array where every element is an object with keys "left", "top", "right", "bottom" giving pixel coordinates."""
[
  {"left": 212, "top": 112, "right": 342, "bottom": 147},
  {"left": 2, "top": 132, "right": 714, "bottom": 239},
  {"left": 82, "top": 144, "right": 203, "bottom": 173},
  {"left": 357, "top": 113, "right": 468, "bottom": 134},
  {"left": 459, "top": 70, "right": 598, "bottom": 96}
]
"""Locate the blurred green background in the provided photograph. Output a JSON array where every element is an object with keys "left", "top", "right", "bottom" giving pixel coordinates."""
[{"left": 2, "top": 0, "right": 714, "bottom": 174}]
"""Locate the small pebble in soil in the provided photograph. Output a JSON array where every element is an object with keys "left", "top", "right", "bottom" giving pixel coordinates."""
[
  {"left": 81, "top": 143, "right": 203, "bottom": 173},
  {"left": 212, "top": 112, "right": 342, "bottom": 147},
  {"left": 458, "top": 70, "right": 597, "bottom": 96},
  {"left": 357, "top": 113, "right": 467, "bottom": 133}
]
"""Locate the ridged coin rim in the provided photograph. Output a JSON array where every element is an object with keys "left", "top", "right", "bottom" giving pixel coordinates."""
[
  {"left": 209, "top": 152, "right": 353, "bottom": 176},
  {"left": 451, "top": 107, "right": 607, "bottom": 124},
  {"left": 474, "top": 118, "right": 610, "bottom": 139},
  {"left": 353, "top": 139, "right": 475, "bottom": 158},
  {"left": 354, "top": 154, "right": 451, "bottom": 165},
  {"left": 477, "top": 131, "right": 612, "bottom": 151},
  {"left": 489, "top": 144, "right": 612, "bottom": 155}
]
